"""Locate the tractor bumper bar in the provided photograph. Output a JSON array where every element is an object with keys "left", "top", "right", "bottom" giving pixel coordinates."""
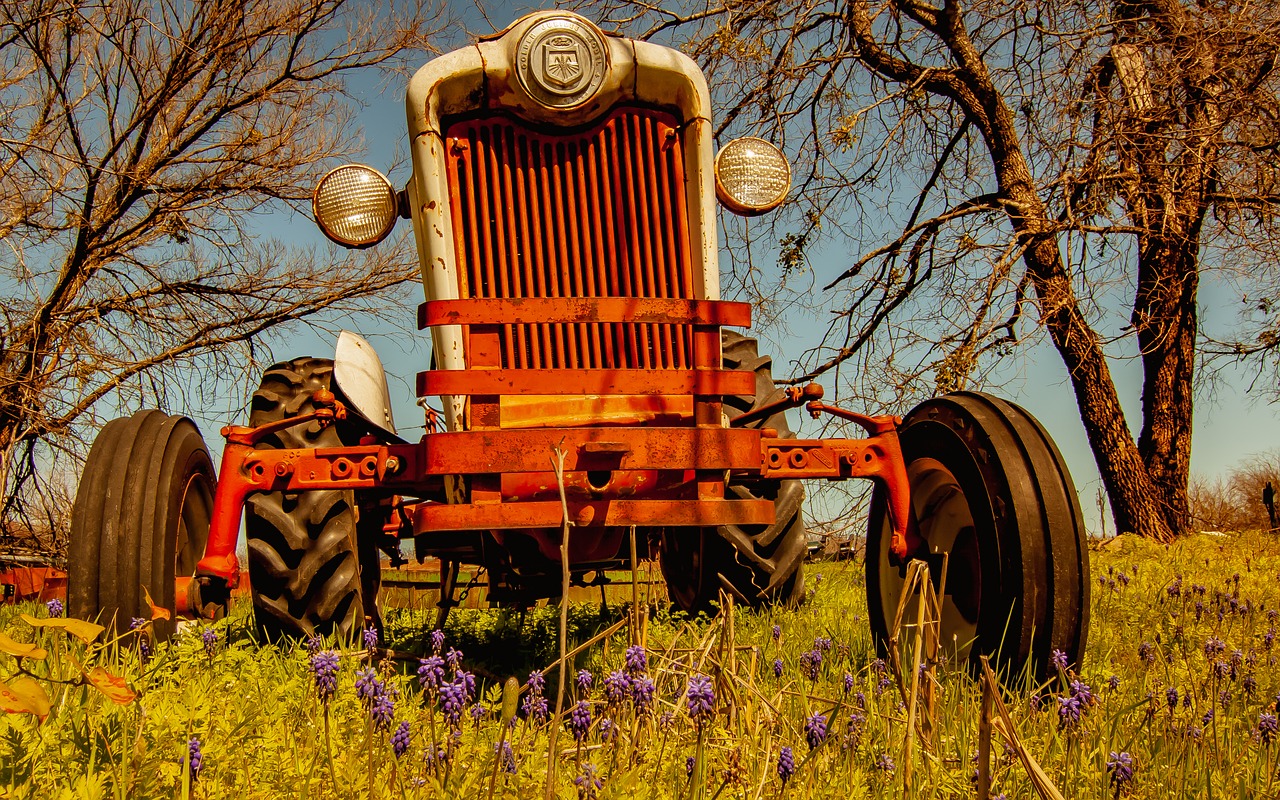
[{"left": 195, "top": 401, "right": 917, "bottom": 585}]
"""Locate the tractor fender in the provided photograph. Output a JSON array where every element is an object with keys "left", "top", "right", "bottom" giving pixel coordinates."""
[{"left": 333, "top": 331, "right": 399, "bottom": 439}]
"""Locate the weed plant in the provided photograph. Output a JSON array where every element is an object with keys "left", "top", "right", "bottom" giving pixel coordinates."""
[{"left": 1, "top": 530, "right": 1279, "bottom": 798}]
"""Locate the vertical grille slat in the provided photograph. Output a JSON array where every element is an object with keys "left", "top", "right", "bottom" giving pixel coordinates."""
[{"left": 446, "top": 108, "right": 693, "bottom": 371}]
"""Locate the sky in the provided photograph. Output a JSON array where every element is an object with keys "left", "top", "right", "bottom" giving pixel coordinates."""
[{"left": 187, "top": 1, "right": 1280, "bottom": 541}]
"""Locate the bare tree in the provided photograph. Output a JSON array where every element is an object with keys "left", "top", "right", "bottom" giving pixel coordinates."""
[
  {"left": 1189, "top": 450, "right": 1280, "bottom": 531},
  {"left": 584, "top": 0, "right": 1280, "bottom": 542},
  {"left": 0, "top": 0, "right": 450, "bottom": 557}
]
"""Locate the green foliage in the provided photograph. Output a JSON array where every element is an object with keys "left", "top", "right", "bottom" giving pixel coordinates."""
[{"left": 1, "top": 531, "right": 1279, "bottom": 797}]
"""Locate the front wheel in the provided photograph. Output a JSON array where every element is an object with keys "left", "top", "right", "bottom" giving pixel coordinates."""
[
  {"left": 866, "top": 392, "right": 1089, "bottom": 678},
  {"left": 68, "top": 411, "right": 216, "bottom": 640}
]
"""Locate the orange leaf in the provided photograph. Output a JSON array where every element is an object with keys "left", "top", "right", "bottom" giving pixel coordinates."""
[
  {"left": 20, "top": 614, "right": 104, "bottom": 644},
  {"left": 85, "top": 667, "right": 137, "bottom": 705},
  {"left": 0, "top": 675, "right": 51, "bottom": 721},
  {"left": 0, "top": 631, "right": 46, "bottom": 661},
  {"left": 143, "top": 585, "right": 171, "bottom": 622}
]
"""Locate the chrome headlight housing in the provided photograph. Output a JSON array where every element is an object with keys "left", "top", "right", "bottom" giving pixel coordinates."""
[
  {"left": 312, "top": 165, "right": 399, "bottom": 248},
  {"left": 714, "top": 137, "right": 791, "bottom": 216}
]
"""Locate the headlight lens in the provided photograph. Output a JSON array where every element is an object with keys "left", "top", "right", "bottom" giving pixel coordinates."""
[
  {"left": 312, "top": 165, "right": 398, "bottom": 248},
  {"left": 714, "top": 137, "right": 791, "bottom": 216}
]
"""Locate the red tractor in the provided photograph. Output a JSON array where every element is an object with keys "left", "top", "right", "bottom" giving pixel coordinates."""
[{"left": 68, "top": 12, "right": 1088, "bottom": 672}]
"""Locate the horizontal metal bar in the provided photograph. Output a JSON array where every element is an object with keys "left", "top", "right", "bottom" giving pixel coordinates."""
[
  {"left": 413, "top": 498, "right": 775, "bottom": 532},
  {"left": 417, "top": 297, "right": 752, "bottom": 329},
  {"left": 417, "top": 368, "right": 755, "bottom": 397},
  {"left": 422, "top": 427, "right": 763, "bottom": 473}
]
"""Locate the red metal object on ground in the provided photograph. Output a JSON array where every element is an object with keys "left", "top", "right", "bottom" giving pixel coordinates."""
[{"left": 0, "top": 566, "right": 66, "bottom": 603}]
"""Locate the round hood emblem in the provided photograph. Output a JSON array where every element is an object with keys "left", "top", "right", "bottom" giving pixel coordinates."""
[{"left": 516, "top": 16, "right": 607, "bottom": 109}]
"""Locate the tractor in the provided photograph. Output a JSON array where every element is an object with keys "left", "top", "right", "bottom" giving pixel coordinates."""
[{"left": 68, "top": 11, "right": 1089, "bottom": 674}]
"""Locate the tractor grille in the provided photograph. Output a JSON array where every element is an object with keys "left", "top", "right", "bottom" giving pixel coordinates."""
[{"left": 445, "top": 108, "right": 696, "bottom": 370}]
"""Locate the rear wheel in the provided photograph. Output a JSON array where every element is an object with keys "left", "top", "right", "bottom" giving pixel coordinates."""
[
  {"left": 660, "top": 331, "right": 807, "bottom": 614},
  {"left": 245, "top": 357, "right": 381, "bottom": 640},
  {"left": 68, "top": 411, "right": 215, "bottom": 640},
  {"left": 865, "top": 392, "right": 1090, "bottom": 678}
]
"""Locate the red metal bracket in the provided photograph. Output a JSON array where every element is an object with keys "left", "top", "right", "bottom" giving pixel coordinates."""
[{"left": 754, "top": 400, "right": 920, "bottom": 562}]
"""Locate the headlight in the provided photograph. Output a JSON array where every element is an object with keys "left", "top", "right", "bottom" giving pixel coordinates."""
[
  {"left": 714, "top": 137, "right": 791, "bottom": 216},
  {"left": 312, "top": 165, "right": 399, "bottom": 248}
]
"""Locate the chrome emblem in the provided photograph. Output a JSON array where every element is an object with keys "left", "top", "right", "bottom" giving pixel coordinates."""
[{"left": 516, "top": 16, "right": 607, "bottom": 109}]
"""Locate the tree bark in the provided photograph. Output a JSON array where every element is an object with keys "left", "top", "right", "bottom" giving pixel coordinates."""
[{"left": 851, "top": 0, "right": 1180, "bottom": 541}]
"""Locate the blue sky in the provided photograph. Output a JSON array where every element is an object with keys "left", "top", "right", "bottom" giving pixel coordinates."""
[{"left": 189, "top": 2, "right": 1280, "bottom": 539}]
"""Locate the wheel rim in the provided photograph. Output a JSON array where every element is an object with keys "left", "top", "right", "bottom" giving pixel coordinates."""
[
  {"left": 876, "top": 458, "right": 983, "bottom": 666},
  {"left": 177, "top": 471, "right": 214, "bottom": 577}
]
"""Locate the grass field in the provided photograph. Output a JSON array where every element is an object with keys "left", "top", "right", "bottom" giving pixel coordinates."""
[{"left": 2, "top": 530, "right": 1279, "bottom": 798}]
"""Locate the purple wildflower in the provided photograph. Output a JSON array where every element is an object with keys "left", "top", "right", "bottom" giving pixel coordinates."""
[
  {"left": 624, "top": 645, "right": 647, "bottom": 674},
  {"left": 843, "top": 672, "right": 855, "bottom": 693},
  {"left": 392, "top": 721, "right": 411, "bottom": 757},
  {"left": 1259, "top": 712, "right": 1279, "bottom": 746},
  {"left": 874, "top": 752, "right": 896, "bottom": 775},
  {"left": 686, "top": 674, "right": 715, "bottom": 723},
  {"left": 1050, "top": 649, "right": 1068, "bottom": 671},
  {"left": 804, "top": 712, "right": 828, "bottom": 749},
  {"left": 1071, "top": 680, "right": 1095, "bottom": 706},
  {"left": 417, "top": 656, "right": 446, "bottom": 693},
  {"left": 773, "top": 658, "right": 784, "bottom": 678},
  {"left": 658, "top": 710, "right": 674, "bottom": 729},
  {"left": 800, "top": 649, "right": 822, "bottom": 681},
  {"left": 1205, "top": 637, "right": 1226, "bottom": 658},
  {"left": 854, "top": 691, "right": 866, "bottom": 708},
  {"left": 355, "top": 667, "right": 382, "bottom": 704},
  {"left": 200, "top": 627, "right": 218, "bottom": 657},
  {"left": 603, "top": 670, "right": 630, "bottom": 704},
  {"left": 777, "top": 746, "right": 795, "bottom": 784},
  {"left": 630, "top": 674, "right": 656, "bottom": 715},
  {"left": 569, "top": 701, "right": 592, "bottom": 742},
  {"left": 576, "top": 763, "right": 604, "bottom": 799},
  {"left": 871, "top": 658, "right": 887, "bottom": 675},
  {"left": 129, "top": 617, "right": 147, "bottom": 631},
  {"left": 445, "top": 647, "right": 462, "bottom": 672},
  {"left": 1166, "top": 687, "right": 1178, "bottom": 711},
  {"left": 371, "top": 692, "right": 396, "bottom": 732},
  {"left": 1107, "top": 751, "right": 1134, "bottom": 789},
  {"left": 495, "top": 740, "right": 516, "bottom": 774},
  {"left": 844, "top": 711, "right": 865, "bottom": 750},
  {"left": 1138, "top": 642, "right": 1155, "bottom": 665},
  {"left": 599, "top": 718, "right": 616, "bottom": 742},
  {"left": 310, "top": 650, "right": 340, "bottom": 703},
  {"left": 771, "top": 624, "right": 782, "bottom": 642},
  {"left": 441, "top": 679, "right": 468, "bottom": 727},
  {"left": 1058, "top": 695, "right": 1083, "bottom": 727},
  {"left": 471, "top": 704, "right": 489, "bottom": 724},
  {"left": 187, "top": 737, "right": 203, "bottom": 781},
  {"left": 814, "top": 636, "right": 833, "bottom": 653},
  {"left": 1107, "top": 674, "right": 1121, "bottom": 691},
  {"left": 362, "top": 626, "right": 378, "bottom": 650},
  {"left": 45, "top": 599, "right": 63, "bottom": 617},
  {"left": 430, "top": 629, "right": 444, "bottom": 654},
  {"left": 521, "top": 692, "right": 548, "bottom": 725},
  {"left": 685, "top": 756, "right": 696, "bottom": 778},
  {"left": 576, "top": 669, "right": 594, "bottom": 693},
  {"left": 876, "top": 676, "right": 892, "bottom": 696},
  {"left": 527, "top": 670, "right": 546, "bottom": 696},
  {"left": 1212, "top": 660, "right": 1231, "bottom": 680}
]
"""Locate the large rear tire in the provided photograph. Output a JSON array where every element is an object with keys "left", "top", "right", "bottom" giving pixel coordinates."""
[
  {"left": 865, "top": 392, "right": 1090, "bottom": 679},
  {"left": 245, "top": 357, "right": 380, "bottom": 640},
  {"left": 660, "top": 331, "right": 808, "bottom": 614},
  {"left": 68, "top": 411, "right": 215, "bottom": 640}
]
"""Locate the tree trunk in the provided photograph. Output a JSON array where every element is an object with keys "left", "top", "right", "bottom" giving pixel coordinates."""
[
  {"left": 1133, "top": 235, "right": 1198, "bottom": 535},
  {"left": 924, "top": 4, "right": 1179, "bottom": 542}
]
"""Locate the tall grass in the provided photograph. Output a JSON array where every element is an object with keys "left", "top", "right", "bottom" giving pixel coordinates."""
[{"left": 1, "top": 529, "right": 1278, "bottom": 798}]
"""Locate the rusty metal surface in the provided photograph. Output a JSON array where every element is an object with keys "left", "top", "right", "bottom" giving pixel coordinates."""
[
  {"left": 418, "top": 297, "right": 751, "bottom": 328},
  {"left": 417, "top": 368, "right": 755, "bottom": 397},
  {"left": 413, "top": 497, "right": 774, "bottom": 531},
  {"left": 447, "top": 109, "right": 696, "bottom": 372},
  {"left": 426, "top": 426, "right": 761, "bottom": 472}
]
